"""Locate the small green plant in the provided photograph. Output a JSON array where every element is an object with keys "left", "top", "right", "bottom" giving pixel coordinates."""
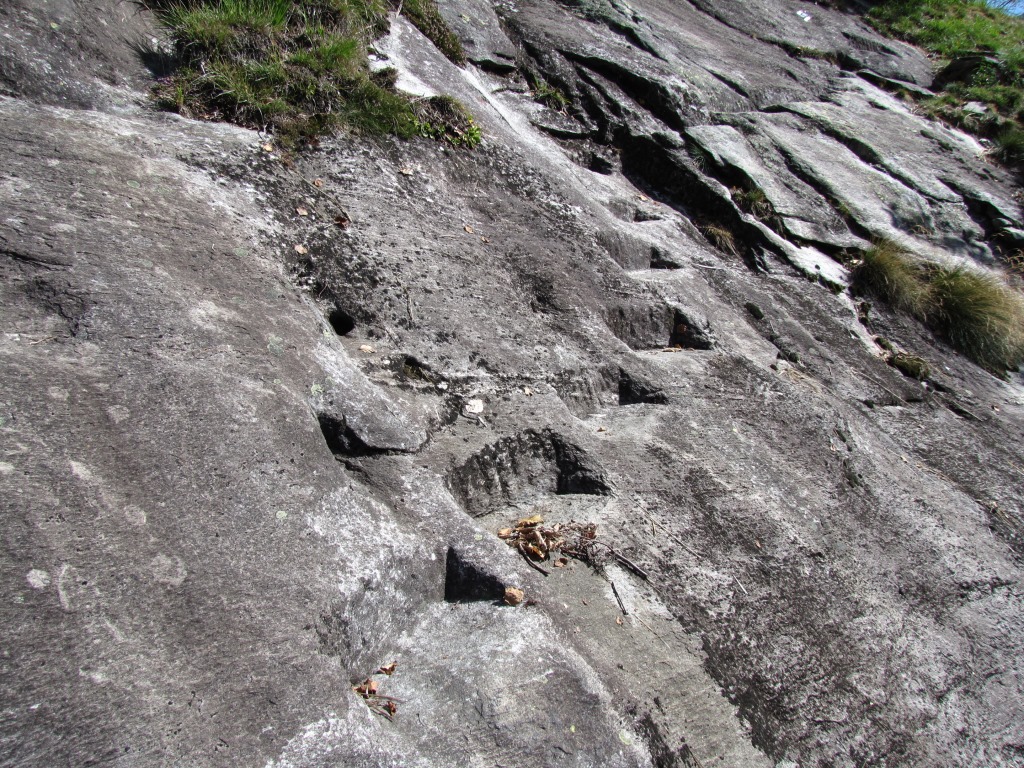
[
  {"left": 993, "top": 124, "right": 1024, "bottom": 165},
  {"left": 1006, "top": 249, "right": 1024, "bottom": 279},
  {"left": 731, "top": 186, "right": 774, "bottom": 221},
  {"left": 412, "top": 95, "right": 481, "bottom": 147},
  {"left": 687, "top": 143, "right": 712, "bottom": 172},
  {"left": 144, "top": 0, "right": 471, "bottom": 145},
  {"left": 533, "top": 81, "right": 570, "bottom": 112},
  {"left": 851, "top": 239, "right": 933, "bottom": 316},
  {"left": 889, "top": 351, "right": 932, "bottom": 380}
]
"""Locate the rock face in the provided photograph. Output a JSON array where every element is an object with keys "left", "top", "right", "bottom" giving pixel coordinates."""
[{"left": 1, "top": 1, "right": 1023, "bottom": 767}]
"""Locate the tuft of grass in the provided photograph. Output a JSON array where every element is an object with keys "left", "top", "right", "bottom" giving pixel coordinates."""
[
  {"left": 927, "top": 264, "right": 1024, "bottom": 372},
  {"left": 533, "top": 81, "right": 570, "bottom": 112},
  {"left": 731, "top": 186, "right": 775, "bottom": 222},
  {"left": 868, "top": 0, "right": 1024, "bottom": 61},
  {"left": 853, "top": 238, "right": 1024, "bottom": 374},
  {"left": 851, "top": 239, "right": 933, "bottom": 316},
  {"left": 700, "top": 224, "right": 738, "bottom": 256},
  {"left": 993, "top": 123, "right": 1024, "bottom": 164},
  {"left": 144, "top": 0, "right": 471, "bottom": 145}
]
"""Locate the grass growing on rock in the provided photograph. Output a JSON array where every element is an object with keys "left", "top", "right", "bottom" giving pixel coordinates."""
[
  {"left": 144, "top": 0, "right": 476, "bottom": 145},
  {"left": 928, "top": 264, "right": 1024, "bottom": 371},
  {"left": 867, "top": 0, "right": 1024, "bottom": 164},
  {"left": 852, "top": 239, "right": 933, "bottom": 316},
  {"left": 853, "top": 239, "right": 1024, "bottom": 374}
]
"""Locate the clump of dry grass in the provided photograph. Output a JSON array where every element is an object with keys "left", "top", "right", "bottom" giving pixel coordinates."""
[
  {"left": 853, "top": 239, "right": 1024, "bottom": 374},
  {"left": 851, "top": 239, "right": 932, "bottom": 316},
  {"left": 928, "top": 265, "right": 1024, "bottom": 373}
]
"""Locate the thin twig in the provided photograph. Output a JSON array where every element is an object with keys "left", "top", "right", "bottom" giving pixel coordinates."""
[
  {"left": 403, "top": 287, "right": 415, "bottom": 327},
  {"left": 607, "top": 547, "right": 650, "bottom": 581},
  {"left": 636, "top": 503, "right": 701, "bottom": 558},
  {"left": 734, "top": 576, "right": 748, "bottom": 596},
  {"left": 633, "top": 614, "right": 671, "bottom": 649},
  {"left": 518, "top": 546, "right": 550, "bottom": 576},
  {"left": 610, "top": 581, "right": 628, "bottom": 616}
]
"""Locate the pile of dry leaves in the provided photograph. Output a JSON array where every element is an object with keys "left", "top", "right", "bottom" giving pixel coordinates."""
[{"left": 497, "top": 515, "right": 601, "bottom": 574}]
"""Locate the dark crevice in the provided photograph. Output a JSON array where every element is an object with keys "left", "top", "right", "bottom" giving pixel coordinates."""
[
  {"left": 618, "top": 134, "right": 777, "bottom": 269},
  {"left": 562, "top": 51, "right": 691, "bottom": 134},
  {"left": 606, "top": 298, "right": 714, "bottom": 351},
  {"left": 603, "top": 22, "right": 664, "bottom": 60},
  {"left": 942, "top": 178, "right": 1010, "bottom": 241},
  {"left": 444, "top": 547, "right": 507, "bottom": 603},
  {"left": 317, "top": 412, "right": 392, "bottom": 458},
  {"left": 606, "top": 301, "right": 673, "bottom": 350},
  {"left": 1, "top": 247, "right": 72, "bottom": 269},
  {"left": 705, "top": 68, "right": 751, "bottom": 99},
  {"left": 774, "top": 106, "right": 941, "bottom": 202},
  {"left": 395, "top": 354, "right": 437, "bottom": 384},
  {"left": 25, "top": 276, "right": 91, "bottom": 338},
  {"left": 328, "top": 306, "right": 356, "bottom": 336},
  {"left": 632, "top": 710, "right": 703, "bottom": 768},
  {"left": 769, "top": 142, "right": 877, "bottom": 243},
  {"left": 549, "top": 0, "right": 664, "bottom": 59},
  {"left": 669, "top": 309, "right": 714, "bottom": 350}
]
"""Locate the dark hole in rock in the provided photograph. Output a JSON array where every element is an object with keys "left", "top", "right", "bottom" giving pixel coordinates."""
[
  {"left": 618, "top": 369, "right": 668, "bottom": 405},
  {"left": 668, "top": 309, "right": 714, "bottom": 350},
  {"left": 317, "top": 412, "right": 383, "bottom": 458},
  {"left": 328, "top": 307, "right": 356, "bottom": 336},
  {"left": 444, "top": 548, "right": 506, "bottom": 603},
  {"left": 450, "top": 429, "right": 612, "bottom": 517}
]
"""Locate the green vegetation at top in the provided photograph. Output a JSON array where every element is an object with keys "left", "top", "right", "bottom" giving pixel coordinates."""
[
  {"left": 144, "top": 0, "right": 477, "bottom": 146},
  {"left": 869, "top": 0, "right": 1024, "bottom": 60},
  {"left": 867, "top": 0, "right": 1024, "bottom": 162},
  {"left": 852, "top": 239, "right": 1024, "bottom": 374}
]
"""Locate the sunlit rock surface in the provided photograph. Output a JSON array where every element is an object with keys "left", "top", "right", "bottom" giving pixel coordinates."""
[{"left": 1, "top": 0, "right": 1022, "bottom": 766}]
